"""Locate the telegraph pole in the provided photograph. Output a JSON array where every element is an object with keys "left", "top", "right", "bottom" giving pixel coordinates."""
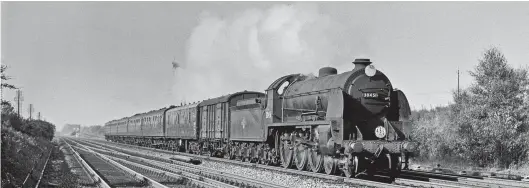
[
  {"left": 38, "top": 112, "right": 41, "bottom": 120},
  {"left": 457, "top": 69, "right": 460, "bottom": 101},
  {"left": 28, "top": 104, "right": 34, "bottom": 120},
  {"left": 14, "top": 90, "right": 23, "bottom": 117}
]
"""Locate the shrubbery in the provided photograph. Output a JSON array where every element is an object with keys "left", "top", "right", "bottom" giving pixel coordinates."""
[
  {"left": 1, "top": 125, "right": 54, "bottom": 187},
  {"left": 1, "top": 103, "right": 55, "bottom": 141},
  {"left": 1, "top": 102, "right": 58, "bottom": 187},
  {"left": 1, "top": 64, "right": 59, "bottom": 187},
  {"left": 411, "top": 48, "right": 529, "bottom": 169}
]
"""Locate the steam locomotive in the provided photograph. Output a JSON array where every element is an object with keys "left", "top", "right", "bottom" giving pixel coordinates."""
[{"left": 105, "top": 58, "right": 415, "bottom": 178}]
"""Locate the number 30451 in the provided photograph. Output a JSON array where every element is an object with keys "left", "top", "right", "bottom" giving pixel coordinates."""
[{"left": 363, "top": 93, "right": 378, "bottom": 98}]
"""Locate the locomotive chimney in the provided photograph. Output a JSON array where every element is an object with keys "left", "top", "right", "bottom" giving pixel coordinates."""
[
  {"left": 352, "top": 58, "right": 372, "bottom": 71},
  {"left": 319, "top": 67, "right": 338, "bottom": 77}
]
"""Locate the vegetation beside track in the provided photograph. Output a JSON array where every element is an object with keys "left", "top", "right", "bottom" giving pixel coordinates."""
[
  {"left": 1, "top": 65, "right": 78, "bottom": 187},
  {"left": 409, "top": 47, "right": 529, "bottom": 175}
]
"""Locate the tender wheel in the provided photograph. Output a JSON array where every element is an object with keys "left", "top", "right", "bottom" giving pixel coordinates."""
[
  {"left": 229, "top": 146, "right": 237, "bottom": 160},
  {"left": 259, "top": 149, "right": 267, "bottom": 165},
  {"left": 308, "top": 148, "right": 324, "bottom": 173},
  {"left": 266, "top": 154, "right": 274, "bottom": 166},
  {"left": 250, "top": 146, "right": 258, "bottom": 163},
  {"left": 269, "top": 149, "right": 278, "bottom": 166},
  {"left": 262, "top": 154, "right": 270, "bottom": 165},
  {"left": 343, "top": 155, "right": 360, "bottom": 178},
  {"left": 324, "top": 155, "right": 337, "bottom": 175}
]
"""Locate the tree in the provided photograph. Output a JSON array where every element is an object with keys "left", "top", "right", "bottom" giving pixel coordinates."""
[
  {"left": 1, "top": 65, "right": 17, "bottom": 90},
  {"left": 23, "top": 120, "right": 56, "bottom": 141},
  {"left": 451, "top": 47, "right": 529, "bottom": 168},
  {"left": 1, "top": 64, "right": 22, "bottom": 130},
  {"left": 1, "top": 65, "right": 17, "bottom": 106}
]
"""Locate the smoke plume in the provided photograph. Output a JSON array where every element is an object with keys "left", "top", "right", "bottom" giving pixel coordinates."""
[{"left": 172, "top": 3, "right": 367, "bottom": 104}]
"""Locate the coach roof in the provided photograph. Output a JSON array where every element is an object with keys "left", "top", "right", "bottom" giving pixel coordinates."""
[{"left": 199, "top": 91, "right": 263, "bottom": 107}]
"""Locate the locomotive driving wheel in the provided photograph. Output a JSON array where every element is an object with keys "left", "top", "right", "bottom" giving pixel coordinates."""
[
  {"left": 308, "top": 148, "right": 324, "bottom": 172},
  {"left": 293, "top": 142, "right": 308, "bottom": 170},
  {"left": 324, "top": 155, "right": 337, "bottom": 175},
  {"left": 280, "top": 133, "right": 294, "bottom": 168}
]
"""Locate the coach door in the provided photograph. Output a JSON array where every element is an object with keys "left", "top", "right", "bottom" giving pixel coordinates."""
[
  {"left": 201, "top": 106, "right": 208, "bottom": 140},
  {"left": 215, "top": 103, "right": 222, "bottom": 139}
]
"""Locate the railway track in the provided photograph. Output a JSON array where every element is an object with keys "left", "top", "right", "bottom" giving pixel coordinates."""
[
  {"left": 61, "top": 138, "right": 110, "bottom": 187},
  {"left": 68, "top": 137, "right": 288, "bottom": 188},
  {"left": 69, "top": 138, "right": 292, "bottom": 188},
  {"left": 65, "top": 137, "right": 224, "bottom": 188},
  {"left": 63, "top": 138, "right": 154, "bottom": 187},
  {"left": 401, "top": 170, "right": 529, "bottom": 188},
  {"left": 74, "top": 137, "right": 487, "bottom": 188},
  {"left": 79, "top": 137, "right": 529, "bottom": 188}
]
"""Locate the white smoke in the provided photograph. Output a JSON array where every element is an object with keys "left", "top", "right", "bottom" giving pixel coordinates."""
[{"left": 172, "top": 3, "right": 368, "bottom": 104}]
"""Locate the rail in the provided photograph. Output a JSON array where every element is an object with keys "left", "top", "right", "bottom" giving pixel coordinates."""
[
  {"left": 79, "top": 137, "right": 529, "bottom": 188},
  {"left": 62, "top": 138, "right": 112, "bottom": 188},
  {"left": 34, "top": 150, "right": 53, "bottom": 188},
  {"left": 395, "top": 178, "right": 471, "bottom": 188},
  {"left": 74, "top": 139, "right": 286, "bottom": 188},
  {"left": 67, "top": 138, "right": 168, "bottom": 188},
  {"left": 22, "top": 152, "right": 43, "bottom": 186},
  {"left": 459, "top": 177, "right": 529, "bottom": 188},
  {"left": 105, "top": 155, "right": 223, "bottom": 188},
  {"left": 79, "top": 138, "right": 411, "bottom": 188}
]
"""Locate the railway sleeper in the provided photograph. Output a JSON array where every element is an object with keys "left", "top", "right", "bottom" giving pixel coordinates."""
[{"left": 81, "top": 139, "right": 285, "bottom": 188}]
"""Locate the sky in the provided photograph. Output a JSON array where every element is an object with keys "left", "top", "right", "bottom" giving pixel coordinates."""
[{"left": 2, "top": 2, "right": 529, "bottom": 131}]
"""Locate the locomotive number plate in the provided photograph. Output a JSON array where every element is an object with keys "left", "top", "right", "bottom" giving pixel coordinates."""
[{"left": 363, "top": 92, "right": 379, "bottom": 98}]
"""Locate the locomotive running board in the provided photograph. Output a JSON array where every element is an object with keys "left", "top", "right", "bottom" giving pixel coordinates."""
[{"left": 267, "top": 120, "right": 330, "bottom": 127}]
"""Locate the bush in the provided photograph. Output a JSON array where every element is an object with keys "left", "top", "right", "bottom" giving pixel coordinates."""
[
  {"left": 1, "top": 125, "right": 53, "bottom": 187},
  {"left": 411, "top": 47, "right": 529, "bottom": 169},
  {"left": 23, "top": 120, "right": 56, "bottom": 141},
  {"left": 411, "top": 107, "right": 459, "bottom": 160},
  {"left": 1, "top": 101, "right": 58, "bottom": 187}
]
